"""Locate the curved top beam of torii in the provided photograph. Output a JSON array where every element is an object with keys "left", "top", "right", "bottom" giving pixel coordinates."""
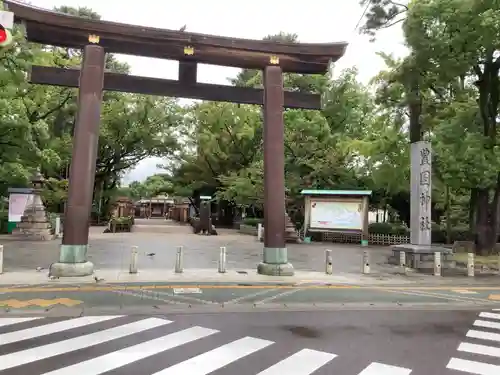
[{"left": 4, "top": 0, "right": 347, "bottom": 74}]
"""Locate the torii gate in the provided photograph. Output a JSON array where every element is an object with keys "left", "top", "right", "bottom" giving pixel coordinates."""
[{"left": 4, "top": 0, "right": 347, "bottom": 277}]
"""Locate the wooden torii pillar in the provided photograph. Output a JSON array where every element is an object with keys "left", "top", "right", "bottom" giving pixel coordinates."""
[{"left": 51, "top": 42, "right": 105, "bottom": 277}]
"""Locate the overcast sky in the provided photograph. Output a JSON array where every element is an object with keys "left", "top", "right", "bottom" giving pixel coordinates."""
[{"left": 31, "top": 0, "right": 407, "bottom": 184}]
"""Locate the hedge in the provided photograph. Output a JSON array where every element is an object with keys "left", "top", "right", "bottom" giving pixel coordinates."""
[
  {"left": 0, "top": 211, "right": 8, "bottom": 234},
  {"left": 241, "top": 218, "right": 474, "bottom": 244},
  {"left": 367, "top": 222, "right": 472, "bottom": 243},
  {"left": 242, "top": 217, "right": 263, "bottom": 227}
]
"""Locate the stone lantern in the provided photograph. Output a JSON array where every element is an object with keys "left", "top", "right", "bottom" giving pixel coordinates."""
[
  {"left": 31, "top": 170, "right": 45, "bottom": 191},
  {"left": 284, "top": 187, "right": 299, "bottom": 243},
  {"left": 12, "top": 170, "right": 53, "bottom": 240}
]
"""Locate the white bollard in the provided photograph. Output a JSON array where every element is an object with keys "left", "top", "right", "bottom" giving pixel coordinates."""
[
  {"left": 0, "top": 244, "right": 3, "bottom": 274},
  {"left": 399, "top": 250, "right": 408, "bottom": 275},
  {"left": 257, "top": 223, "right": 263, "bottom": 242},
  {"left": 467, "top": 252, "right": 475, "bottom": 277},
  {"left": 434, "top": 252, "right": 441, "bottom": 276},
  {"left": 175, "top": 246, "right": 184, "bottom": 273},
  {"left": 362, "top": 250, "right": 370, "bottom": 274},
  {"left": 55, "top": 216, "right": 61, "bottom": 238},
  {"left": 129, "top": 246, "right": 138, "bottom": 274},
  {"left": 218, "top": 246, "right": 227, "bottom": 273},
  {"left": 325, "top": 249, "right": 333, "bottom": 275}
]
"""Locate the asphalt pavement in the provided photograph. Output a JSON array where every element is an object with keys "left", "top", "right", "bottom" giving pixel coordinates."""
[{"left": 0, "top": 309, "right": 499, "bottom": 374}]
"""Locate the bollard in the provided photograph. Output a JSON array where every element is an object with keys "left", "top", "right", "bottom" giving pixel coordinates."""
[
  {"left": 467, "top": 252, "right": 475, "bottom": 277},
  {"left": 434, "top": 252, "right": 441, "bottom": 276},
  {"left": 399, "top": 251, "right": 408, "bottom": 274},
  {"left": 257, "top": 223, "right": 263, "bottom": 242},
  {"left": 218, "top": 246, "right": 227, "bottom": 273},
  {"left": 498, "top": 254, "right": 500, "bottom": 276},
  {"left": 55, "top": 216, "right": 61, "bottom": 238},
  {"left": 129, "top": 246, "right": 138, "bottom": 274},
  {"left": 362, "top": 250, "right": 370, "bottom": 274},
  {"left": 175, "top": 246, "right": 183, "bottom": 273},
  {"left": 325, "top": 249, "right": 333, "bottom": 275},
  {"left": 0, "top": 244, "right": 3, "bottom": 274}
]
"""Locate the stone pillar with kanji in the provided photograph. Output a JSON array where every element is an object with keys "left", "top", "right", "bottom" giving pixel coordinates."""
[{"left": 411, "top": 141, "right": 432, "bottom": 246}]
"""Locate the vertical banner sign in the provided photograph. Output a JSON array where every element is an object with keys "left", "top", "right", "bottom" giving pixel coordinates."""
[{"left": 410, "top": 141, "right": 432, "bottom": 245}]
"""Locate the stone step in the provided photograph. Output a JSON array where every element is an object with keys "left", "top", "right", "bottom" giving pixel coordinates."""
[{"left": 131, "top": 225, "right": 192, "bottom": 234}]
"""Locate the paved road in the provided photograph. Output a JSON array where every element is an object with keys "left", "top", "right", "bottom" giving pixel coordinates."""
[
  {"left": 0, "top": 309, "right": 498, "bottom": 374},
  {"left": 2, "top": 283, "right": 500, "bottom": 313}
]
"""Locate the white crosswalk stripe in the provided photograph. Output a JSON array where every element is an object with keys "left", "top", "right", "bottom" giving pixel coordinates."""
[
  {"left": 0, "top": 316, "right": 413, "bottom": 375},
  {"left": 447, "top": 309, "right": 500, "bottom": 374},
  {"left": 255, "top": 348, "right": 336, "bottom": 375},
  {"left": 479, "top": 312, "right": 500, "bottom": 320},
  {"left": 41, "top": 326, "right": 218, "bottom": 375},
  {"left": 357, "top": 362, "right": 412, "bottom": 375},
  {"left": 0, "top": 317, "right": 42, "bottom": 328}
]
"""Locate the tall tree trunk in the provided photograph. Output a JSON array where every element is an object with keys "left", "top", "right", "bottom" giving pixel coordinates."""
[
  {"left": 445, "top": 185, "right": 451, "bottom": 244},
  {"left": 469, "top": 188, "right": 477, "bottom": 236},
  {"left": 475, "top": 178, "right": 500, "bottom": 255},
  {"left": 475, "top": 188, "right": 490, "bottom": 254}
]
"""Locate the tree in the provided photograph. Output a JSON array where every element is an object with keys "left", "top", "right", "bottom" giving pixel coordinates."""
[
  {"left": 403, "top": 0, "right": 500, "bottom": 253},
  {"left": 359, "top": 0, "right": 408, "bottom": 39}
]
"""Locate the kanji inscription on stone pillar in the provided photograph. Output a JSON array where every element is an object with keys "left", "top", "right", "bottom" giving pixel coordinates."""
[{"left": 411, "top": 141, "right": 432, "bottom": 246}]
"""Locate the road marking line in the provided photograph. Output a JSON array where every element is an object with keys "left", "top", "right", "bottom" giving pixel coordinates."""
[
  {"left": 225, "top": 288, "right": 278, "bottom": 304},
  {"left": 152, "top": 336, "right": 273, "bottom": 375},
  {"left": 257, "top": 288, "right": 303, "bottom": 304},
  {"left": 458, "top": 342, "right": 500, "bottom": 358},
  {"left": 404, "top": 290, "right": 493, "bottom": 303},
  {"left": 467, "top": 329, "right": 500, "bottom": 342},
  {"left": 224, "top": 289, "right": 276, "bottom": 304},
  {"left": 143, "top": 290, "right": 215, "bottom": 305},
  {"left": 0, "top": 315, "right": 121, "bottom": 346},
  {"left": 480, "top": 312, "right": 500, "bottom": 320},
  {"left": 255, "top": 348, "right": 336, "bottom": 375},
  {"left": 357, "top": 362, "right": 412, "bottom": 375},
  {"left": 474, "top": 320, "right": 500, "bottom": 330},
  {"left": 173, "top": 288, "right": 202, "bottom": 294},
  {"left": 453, "top": 289, "right": 478, "bottom": 294},
  {"left": 447, "top": 357, "right": 500, "bottom": 374},
  {"left": 3, "top": 284, "right": 500, "bottom": 293},
  {"left": 40, "top": 326, "right": 218, "bottom": 375},
  {"left": 381, "top": 289, "right": 479, "bottom": 303},
  {"left": 0, "top": 317, "right": 42, "bottom": 328},
  {"left": 0, "top": 317, "right": 170, "bottom": 371}
]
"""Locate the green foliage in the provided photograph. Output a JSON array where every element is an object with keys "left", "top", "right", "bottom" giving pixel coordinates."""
[
  {"left": 0, "top": 6, "right": 179, "bottom": 221},
  {"left": 241, "top": 217, "right": 263, "bottom": 227}
]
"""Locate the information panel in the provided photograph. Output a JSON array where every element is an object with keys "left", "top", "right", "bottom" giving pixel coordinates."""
[
  {"left": 8, "top": 193, "right": 31, "bottom": 222},
  {"left": 310, "top": 200, "right": 363, "bottom": 230}
]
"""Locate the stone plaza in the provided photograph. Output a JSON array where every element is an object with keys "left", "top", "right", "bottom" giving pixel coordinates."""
[{"left": 0, "top": 218, "right": 394, "bottom": 275}]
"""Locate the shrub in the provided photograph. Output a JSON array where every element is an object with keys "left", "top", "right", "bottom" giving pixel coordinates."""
[
  {"left": 109, "top": 216, "right": 134, "bottom": 233},
  {"left": 242, "top": 217, "right": 263, "bottom": 227},
  {"left": 0, "top": 210, "right": 8, "bottom": 234}
]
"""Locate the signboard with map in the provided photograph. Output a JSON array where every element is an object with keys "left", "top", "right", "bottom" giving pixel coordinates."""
[{"left": 310, "top": 200, "right": 363, "bottom": 230}]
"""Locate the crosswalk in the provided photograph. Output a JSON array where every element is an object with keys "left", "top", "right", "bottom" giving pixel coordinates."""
[
  {"left": 0, "top": 315, "right": 413, "bottom": 374},
  {"left": 447, "top": 309, "right": 500, "bottom": 374}
]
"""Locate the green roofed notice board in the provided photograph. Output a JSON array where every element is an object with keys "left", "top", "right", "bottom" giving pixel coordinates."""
[{"left": 300, "top": 189, "right": 372, "bottom": 243}]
